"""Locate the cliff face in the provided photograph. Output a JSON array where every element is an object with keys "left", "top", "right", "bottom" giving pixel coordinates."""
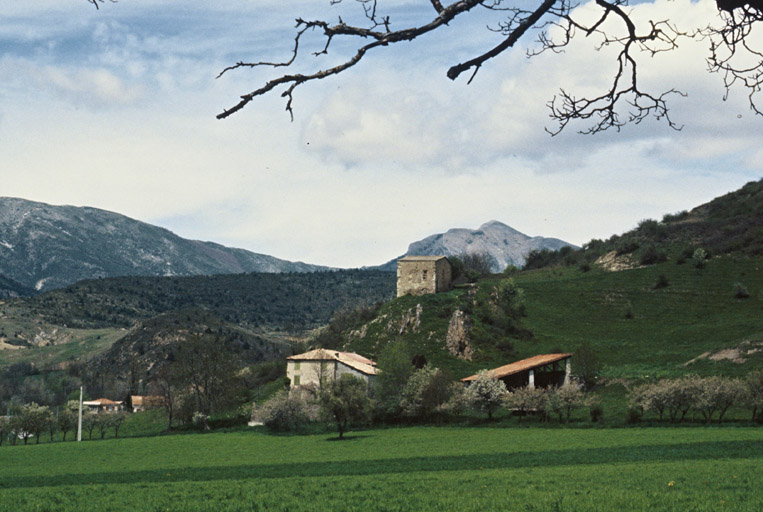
[{"left": 0, "top": 197, "right": 329, "bottom": 291}]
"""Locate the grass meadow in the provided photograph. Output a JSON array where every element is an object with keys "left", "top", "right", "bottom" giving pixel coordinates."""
[{"left": 1, "top": 426, "right": 760, "bottom": 511}]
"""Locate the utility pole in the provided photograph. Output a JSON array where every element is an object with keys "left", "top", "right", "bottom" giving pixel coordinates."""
[{"left": 77, "top": 386, "right": 83, "bottom": 442}]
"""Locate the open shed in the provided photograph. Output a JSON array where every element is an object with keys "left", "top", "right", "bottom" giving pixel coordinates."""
[{"left": 461, "top": 353, "right": 573, "bottom": 390}]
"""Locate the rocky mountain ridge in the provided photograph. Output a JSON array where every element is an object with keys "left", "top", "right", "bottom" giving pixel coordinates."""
[
  {"left": 376, "top": 220, "right": 575, "bottom": 272},
  {"left": 0, "top": 197, "right": 329, "bottom": 292}
]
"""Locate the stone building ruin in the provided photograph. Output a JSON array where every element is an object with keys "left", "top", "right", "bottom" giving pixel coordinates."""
[{"left": 396, "top": 255, "right": 453, "bottom": 297}]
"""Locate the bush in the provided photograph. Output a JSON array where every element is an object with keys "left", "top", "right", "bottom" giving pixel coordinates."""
[
  {"left": 692, "top": 248, "right": 708, "bottom": 269},
  {"left": 260, "top": 389, "right": 317, "bottom": 432},
  {"left": 615, "top": 239, "right": 640, "bottom": 255},
  {"left": 639, "top": 245, "right": 667, "bottom": 265},
  {"left": 733, "top": 282, "right": 750, "bottom": 299},
  {"left": 653, "top": 274, "right": 670, "bottom": 289}
]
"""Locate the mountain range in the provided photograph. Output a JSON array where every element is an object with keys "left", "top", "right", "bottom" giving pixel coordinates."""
[
  {"left": 0, "top": 197, "right": 576, "bottom": 293},
  {"left": 0, "top": 197, "right": 329, "bottom": 292}
]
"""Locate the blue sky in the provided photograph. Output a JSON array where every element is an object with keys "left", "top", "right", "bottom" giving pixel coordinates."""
[{"left": 1, "top": 0, "right": 760, "bottom": 267}]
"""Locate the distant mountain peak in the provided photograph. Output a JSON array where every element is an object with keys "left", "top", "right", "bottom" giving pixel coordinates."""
[{"left": 376, "top": 221, "right": 575, "bottom": 272}]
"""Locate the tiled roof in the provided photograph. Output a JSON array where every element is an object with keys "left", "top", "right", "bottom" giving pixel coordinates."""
[
  {"left": 82, "top": 398, "right": 123, "bottom": 406},
  {"left": 461, "top": 353, "right": 572, "bottom": 382},
  {"left": 287, "top": 349, "right": 377, "bottom": 376},
  {"left": 398, "top": 255, "right": 449, "bottom": 262}
]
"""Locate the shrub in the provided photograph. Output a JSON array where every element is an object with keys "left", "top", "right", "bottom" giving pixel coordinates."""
[
  {"left": 579, "top": 261, "right": 592, "bottom": 273},
  {"left": 588, "top": 400, "right": 603, "bottom": 423},
  {"left": 662, "top": 210, "right": 689, "bottom": 223},
  {"left": 733, "top": 282, "right": 750, "bottom": 299},
  {"left": 692, "top": 248, "right": 707, "bottom": 269},
  {"left": 615, "top": 239, "right": 640, "bottom": 255},
  {"left": 260, "top": 389, "right": 317, "bottom": 432},
  {"left": 653, "top": 274, "right": 670, "bottom": 289},
  {"left": 639, "top": 245, "right": 667, "bottom": 265}
]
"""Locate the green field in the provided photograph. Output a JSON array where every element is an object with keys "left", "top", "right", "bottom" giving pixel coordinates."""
[{"left": 1, "top": 426, "right": 761, "bottom": 511}]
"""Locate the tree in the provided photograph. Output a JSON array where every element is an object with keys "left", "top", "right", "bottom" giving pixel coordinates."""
[
  {"left": 399, "top": 365, "right": 454, "bottom": 420},
  {"left": 504, "top": 386, "right": 547, "bottom": 424},
  {"left": 0, "top": 415, "right": 8, "bottom": 447},
  {"left": 213, "top": 0, "right": 763, "bottom": 133},
  {"left": 82, "top": 411, "right": 98, "bottom": 440},
  {"left": 373, "top": 340, "right": 415, "bottom": 417},
  {"left": 319, "top": 374, "right": 372, "bottom": 439},
  {"left": 110, "top": 411, "right": 128, "bottom": 438},
  {"left": 572, "top": 342, "right": 602, "bottom": 390},
  {"left": 742, "top": 370, "right": 763, "bottom": 422},
  {"left": 17, "top": 403, "right": 53, "bottom": 445},
  {"left": 149, "top": 366, "right": 180, "bottom": 432},
  {"left": 546, "top": 384, "right": 584, "bottom": 423},
  {"left": 694, "top": 376, "right": 743, "bottom": 423},
  {"left": 465, "top": 370, "right": 508, "bottom": 420},
  {"left": 171, "top": 334, "right": 247, "bottom": 430},
  {"left": 58, "top": 407, "right": 78, "bottom": 442}
]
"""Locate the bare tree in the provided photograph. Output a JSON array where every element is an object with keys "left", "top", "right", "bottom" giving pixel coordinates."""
[{"left": 211, "top": 0, "right": 762, "bottom": 133}]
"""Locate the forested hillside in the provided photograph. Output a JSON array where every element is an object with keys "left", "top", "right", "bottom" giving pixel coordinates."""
[{"left": 5, "top": 269, "right": 395, "bottom": 332}]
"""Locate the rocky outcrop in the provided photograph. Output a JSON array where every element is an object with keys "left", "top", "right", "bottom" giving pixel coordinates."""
[
  {"left": 445, "top": 309, "right": 473, "bottom": 361},
  {"left": 392, "top": 304, "right": 423, "bottom": 335}
]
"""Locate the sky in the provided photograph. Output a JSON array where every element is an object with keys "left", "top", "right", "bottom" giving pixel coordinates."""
[{"left": 1, "top": 0, "right": 760, "bottom": 268}]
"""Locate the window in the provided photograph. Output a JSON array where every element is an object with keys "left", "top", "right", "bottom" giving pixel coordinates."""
[
  {"left": 294, "top": 361, "right": 300, "bottom": 370},
  {"left": 422, "top": 270, "right": 428, "bottom": 282},
  {"left": 293, "top": 375, "right": 300, "bottom": 386}
]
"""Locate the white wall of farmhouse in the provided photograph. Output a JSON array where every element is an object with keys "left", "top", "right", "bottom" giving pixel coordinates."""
[{"left": 287, "top": 359, "right": 372, "bottom": 388}]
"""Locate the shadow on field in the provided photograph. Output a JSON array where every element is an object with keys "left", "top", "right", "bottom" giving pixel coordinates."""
[
  {"left": 2, "top": 440, "right": 759, "bottom": 490},
  {"left": 325, "top": 435, "right": 372, "bottom": 442}
]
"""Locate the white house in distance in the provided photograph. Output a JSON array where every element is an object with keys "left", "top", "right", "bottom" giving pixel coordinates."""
[
  {"left": 82, "top": 398, "right": 124, "bottom": 413},
  {"left": 286, "top": 349, "right": 377, "bottom": 388}
]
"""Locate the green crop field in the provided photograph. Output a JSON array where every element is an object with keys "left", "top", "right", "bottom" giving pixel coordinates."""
[{"left": 1, "top": 426, "right": 760, "bottom": 511}]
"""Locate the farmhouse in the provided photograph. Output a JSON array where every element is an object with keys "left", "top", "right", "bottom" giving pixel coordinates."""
[
  {"left": 461, "top": 353, "right": 573, "bottom": 390},
  {"left": 286, "top": 349, "right": 377, "bottom": 388},
  {"left": 130, "top": 395, "right": 164, "bottom": 413},
  {"left": 82, "top": 398, "right": 124, "bottom": 413},
  {"left": 396, "top": 255, "right": 453, "bottom": 297}
]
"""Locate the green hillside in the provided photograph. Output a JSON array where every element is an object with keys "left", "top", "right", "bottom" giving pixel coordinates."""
[{"left": 323, "top": 254, "right": 762, "bottom": 381}]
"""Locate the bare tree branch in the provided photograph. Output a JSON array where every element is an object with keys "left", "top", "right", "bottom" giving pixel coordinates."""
[
  {"left": 703, "top": 3, "right": 763, "bottom": 115},
  {"left": 214, "top": 0, "right": 762, "bottom": 134}
]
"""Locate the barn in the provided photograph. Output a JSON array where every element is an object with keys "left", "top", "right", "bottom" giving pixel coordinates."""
[{"left": 461, "top": 353, "right": 573, "bottom": 389}]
